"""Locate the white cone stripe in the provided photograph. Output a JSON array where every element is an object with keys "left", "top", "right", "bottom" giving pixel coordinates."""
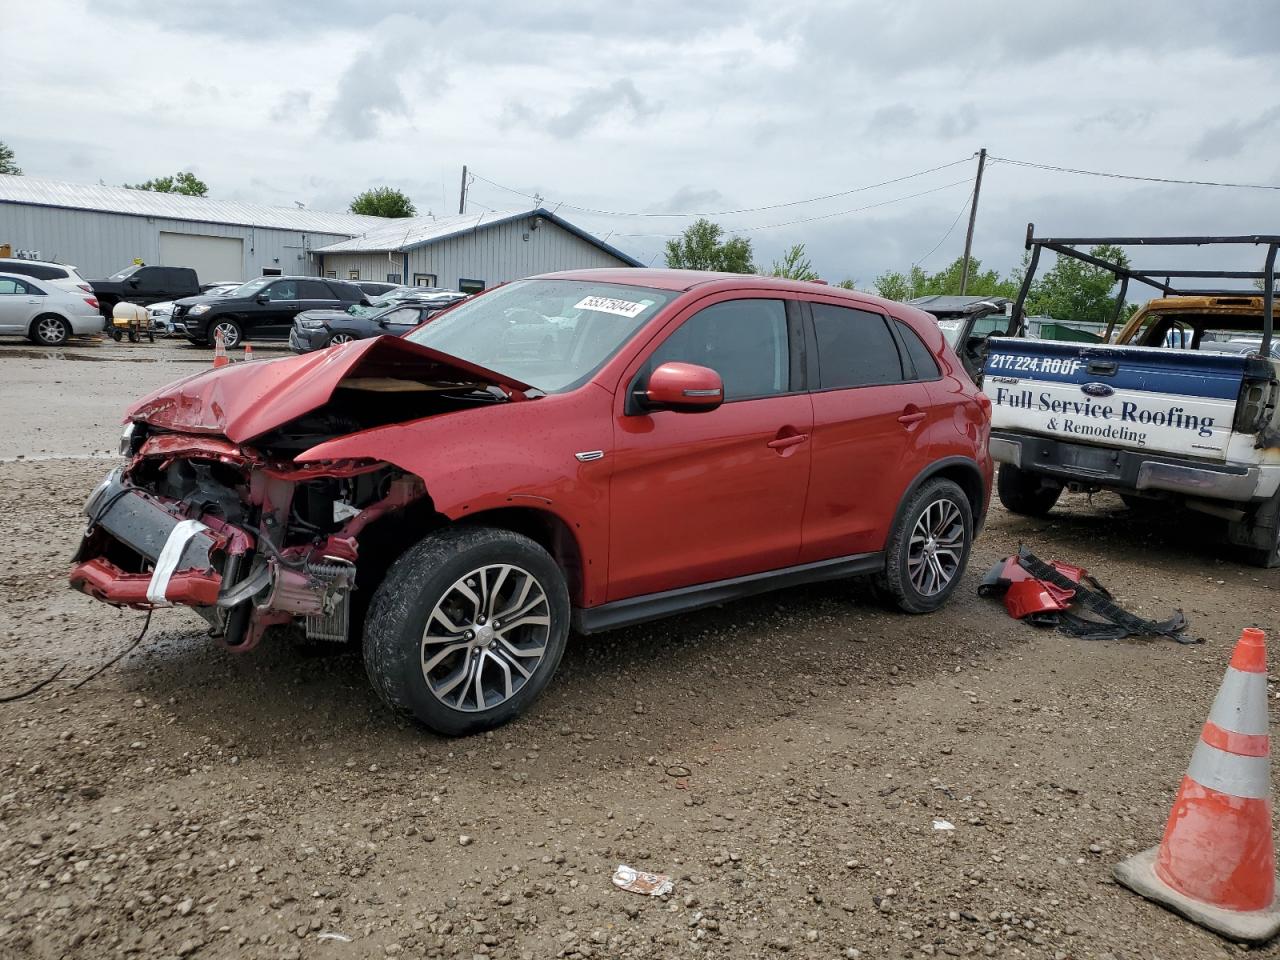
[
  {"left": 1186, "top": 740, "right": 1271, "bottom": 800},
  {"left": 1207, "top": 667, "right": 1271, "bottom": 736}
]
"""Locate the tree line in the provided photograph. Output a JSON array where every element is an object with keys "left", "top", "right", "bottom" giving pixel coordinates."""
[{"left": 663, "top": 217, "right": 1133, "bottom": 323}]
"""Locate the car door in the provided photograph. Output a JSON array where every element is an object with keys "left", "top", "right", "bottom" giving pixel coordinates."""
[
  {"left": 798, "top": 300, "right": 935, "bottom": 561},
  {"left": 378, "top": 306, "right": 427, "bottom": 338},
  {"left": 0, "top": 276, "right": 38, "bottom": 334},
  {"left": 257, "top": 279, "right": 300, "bottom": 337},
  {"left": 607, "top": 294, "right": 814, "bottom": 601}
]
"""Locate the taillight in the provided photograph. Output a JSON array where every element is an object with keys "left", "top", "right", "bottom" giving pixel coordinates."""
[
  {"left": 1234, "top": 360, "right": 1278, "bottom": 433},
  {"left": 85, "top": 297, "right": 99, "bottom": 309}
]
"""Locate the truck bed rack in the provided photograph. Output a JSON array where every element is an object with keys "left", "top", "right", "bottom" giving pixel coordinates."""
[{"left": 1010, "top": 225, "right": 1280, "bottom": 351}]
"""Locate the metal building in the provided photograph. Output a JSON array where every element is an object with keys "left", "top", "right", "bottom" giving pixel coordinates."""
[
  {"left": 0, "top": 176, "right": 640, "bottom": 286},
  {"left": 0, "top": 175, "right": 388, "bottom": 281},
  {"left": 313, "top": 209, "right": 641, "bottom": 293}
]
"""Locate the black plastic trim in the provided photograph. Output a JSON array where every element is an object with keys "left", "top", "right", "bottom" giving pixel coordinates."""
[
  {"left": 886, "top": 455, "right": 989, "bottom": 539},
  {"left": 572, "top": 551, "right": 885, "bottom": 634}
]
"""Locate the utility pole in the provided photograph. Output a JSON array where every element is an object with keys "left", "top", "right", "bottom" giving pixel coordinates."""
[
  {"left": 959, "top": 147, "right": 987, "bottom": 295},
  {"left": 458, "top": 165, "right": 468, "bottom": 215}
]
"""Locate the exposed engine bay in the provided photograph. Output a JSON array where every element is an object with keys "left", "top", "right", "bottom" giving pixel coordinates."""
[{"left": 69, "top": 379, "right": 511, "bottom": 649}]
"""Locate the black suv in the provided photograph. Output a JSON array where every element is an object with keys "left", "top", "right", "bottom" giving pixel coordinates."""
[{"left": 174, "top": 276, "right": 366, "bottom": 347}]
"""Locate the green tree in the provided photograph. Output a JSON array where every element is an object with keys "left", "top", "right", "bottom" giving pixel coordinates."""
[
  {"left": 0, "top": 141, "right": 20, "bottom": 175},
  {"left": 664, "top": 218, "right": 755, "bottom": 273},
  {"left": 769, "top": 243, "right": 819, "bottom": 281},
  {"left": 349, "top": 186, "right": 417, "bottom": 218},
  {"left": 872, "top": 256, "right": 1021, "bottom": 302},
  {"left": 1025, "top": 244, "right": 1129, "bottom": 323},
  {"left": 124, "top": 171, "right": 209, "bottom": 196}
]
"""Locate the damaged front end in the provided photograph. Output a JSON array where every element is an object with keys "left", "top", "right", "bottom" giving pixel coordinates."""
[
  {"left": 69, "top": 336, "right": 528, "bottom": 649},
  {"left": 71, "top": 430, "right": 422, "bottom": 649}
]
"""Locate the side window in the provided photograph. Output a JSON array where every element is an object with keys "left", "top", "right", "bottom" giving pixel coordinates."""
[
  {"left": 0, "top": 278, "right": 23, "bottom": 295},
  {"left": 381, "top": 308, "right": 421, "bottom": 325},
  {"left": 266, "top": 280, "right": 297, "bottom": 301},
  {"left": 810, "top": 303, "right": 904, "bottom": 389},
  {"left": 298, "top": 280, "right": 331, "bottom": 299},
  {"left": 649, "top": 299, "right": 789, "bottom": 401},
  {"left": 894, "top": 320, "right": 941, "bottom": 380}
]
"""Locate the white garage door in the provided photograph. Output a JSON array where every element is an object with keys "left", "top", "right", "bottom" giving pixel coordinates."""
[{"left": 158, "top": 232, "right": 244, "bottom": 283}]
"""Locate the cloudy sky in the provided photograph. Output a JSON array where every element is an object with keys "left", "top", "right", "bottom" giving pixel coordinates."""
[{"left": 7, "top": 0, "right": 1280, "bottom": 287}]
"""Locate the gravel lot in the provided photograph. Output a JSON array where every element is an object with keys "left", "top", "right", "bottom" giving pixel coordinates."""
[{"left": 1, "top": 336, "right": 1277, "bottom": 960}]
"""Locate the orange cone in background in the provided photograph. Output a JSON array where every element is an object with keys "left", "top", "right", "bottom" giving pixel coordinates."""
[
  {"left": 1115, "top": 628, "right": 1280, "bottom": 943},
  {"left": 243, "top": 343, "right": 254, "bottom": 362},
  {"left": 212, "top": 328, "right": 228, "bottom": 368}
]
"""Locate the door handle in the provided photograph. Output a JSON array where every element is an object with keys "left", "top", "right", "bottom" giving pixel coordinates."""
[
  {"left": 898, "top": 411, "right": 927, "bottom": 425},
  {"left": 767, "top": 433, "right": 808, "bottom": 450}
]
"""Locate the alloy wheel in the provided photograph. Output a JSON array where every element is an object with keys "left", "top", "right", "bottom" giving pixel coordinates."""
[
  {"left": 420, "top": 564, "right": 551, "bottom": 712},
  {"left": 213, "top": 321, "right": 240, "bottom": 349},
  {"left": 37, "top": 317, "right": 67, "bottom": 345},
  {"left": 907, "top": 499, "right": 965, "bottom": 596},
  {"left": 330, "top": 333, "right": 354, "bottom": 344}
]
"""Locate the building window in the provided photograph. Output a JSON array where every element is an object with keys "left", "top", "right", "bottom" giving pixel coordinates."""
[
  {"left": 261, "top": 267, "right": 282, "bottom": 276},
  {"left": 458, "top": 278, "right": 485, "bottom": 294},
  {"left": 386, "top": 273, "right": 403, "bottom": 284},
  {"left": 325, "top": 270, "right": 337, "bottom": 279},
  {"left": 348, "top": 270, "right": 360, "bottom": 280},
  {"left": 413, "top": 273, "right": 438, "bottom": 287}
]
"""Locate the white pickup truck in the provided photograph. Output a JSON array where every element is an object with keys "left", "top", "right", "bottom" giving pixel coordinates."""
[{"left": 978, "top": 230, "right": 1280, "bottom": 567}]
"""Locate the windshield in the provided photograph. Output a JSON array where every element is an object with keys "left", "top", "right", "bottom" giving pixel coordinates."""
[
  {"left": 108, "top": 264, "right": 141, "bottom": 280},
  {"left": 229, "top": 277, "right": 272, "bottom": 298},
  {"left": 405, "top": 279, "right": 676, "bottom": 392}
]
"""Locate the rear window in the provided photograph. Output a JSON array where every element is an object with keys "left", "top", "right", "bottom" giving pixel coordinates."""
[
  {"left": 895, "top": 320, "right": 941, "bottom": 380},
  {"left": 811, "top": 303, "right": 904, "bottom": 389}
]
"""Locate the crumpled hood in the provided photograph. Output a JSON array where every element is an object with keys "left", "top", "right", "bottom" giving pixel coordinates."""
[{"left": 126, "top": 336, "right": 533, "bottom": 444}]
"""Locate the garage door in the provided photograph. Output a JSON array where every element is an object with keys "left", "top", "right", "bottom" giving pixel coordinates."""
[{"left": 158, "top": 232, "right": 244, "bottom": 283}]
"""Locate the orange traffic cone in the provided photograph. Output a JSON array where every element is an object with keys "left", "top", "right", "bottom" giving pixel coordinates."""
[
  {"left": 243, "top": 343, "right": 254, "bottom": 362},
  {"left": 1114, "top": 628, "right": 1279, "bottom": 943},
  {"left": 212, "top": 328, "right": 228, "bottom": 368}
]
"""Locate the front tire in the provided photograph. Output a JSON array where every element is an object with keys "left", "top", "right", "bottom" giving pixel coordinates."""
[
  {"left": 875, "top": 478, "right": 973, "bottom": 614},
  {"left": 210, "top": 319, "right": 243, "bottom": 349},
  {"left": 31, "top": 315, "right": 70, "bottom": 346},
  {"left": 327, "top": 332, "right": 356, "bottom": 347},
  {"left": 363, "top": 526, "right": 570, "bottom": 736},
  {"left": 997, "top": 464, "right": 1062, "bottom": 517}
]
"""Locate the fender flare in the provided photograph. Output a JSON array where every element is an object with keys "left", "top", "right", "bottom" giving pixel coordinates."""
[{"left": 886, "top": 456, "right": 989, "bottom": 542}]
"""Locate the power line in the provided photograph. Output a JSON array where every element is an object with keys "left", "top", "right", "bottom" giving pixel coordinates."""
[
  {"left": 914, "top": 181, "right": 979, "bottom": 267},
  {"left": 989, "top": 154, "right": 1280, "bottom": 191},
  {"left": 616, "top": 177, "right": 974, "bottom": 237},
  {"left": 469, "top": 158, "right": 972, "bottom": 219}
]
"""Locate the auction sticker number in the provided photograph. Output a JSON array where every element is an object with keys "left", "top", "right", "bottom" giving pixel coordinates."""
[{"left": 574, "top": 295, "right": 650, "bottom": 319}]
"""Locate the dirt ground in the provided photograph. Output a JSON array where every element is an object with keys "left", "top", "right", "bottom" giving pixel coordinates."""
[{"left": 1, "top": 336, "right": 1278, "bottom": 960}]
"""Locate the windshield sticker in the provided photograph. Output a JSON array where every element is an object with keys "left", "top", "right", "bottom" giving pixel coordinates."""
[
  {"left": 573, "top": 295, "right": 650, "bottom": 319},
  {"left": 937, "top": 319, "right": 963, "bottom": 331}
]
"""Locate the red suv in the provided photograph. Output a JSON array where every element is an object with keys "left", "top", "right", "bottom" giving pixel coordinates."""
[{"left": 71, "top": 270, "right": 993, "bottom": 735}]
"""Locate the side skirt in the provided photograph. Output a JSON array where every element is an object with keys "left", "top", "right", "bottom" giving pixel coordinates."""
[{"left": 572, "top": 552, "right": 885, "bottom": 635}]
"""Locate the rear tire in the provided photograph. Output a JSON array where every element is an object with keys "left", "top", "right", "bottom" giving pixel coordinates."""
[
  {"left": 1241, "top": 494, "right": 1280, "bottom": 568},
  {"left": 997, "top": 464, "right": 1062, "bottom": 517},
  {"left": 875, "top": 478, "right": 973, "bottom": 614},
  {"left": 363, "top": 526, "right": 570, "bottom": 736},
  {"left": 30, "top": 314, "right": 70, "bottom": 346}
]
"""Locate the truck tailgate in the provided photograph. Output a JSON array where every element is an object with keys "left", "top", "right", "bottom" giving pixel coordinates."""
[{"left": 983, "top": 339, "right": 1246, "bottom": 460}]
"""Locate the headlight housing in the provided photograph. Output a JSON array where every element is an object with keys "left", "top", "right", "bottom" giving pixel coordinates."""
[
  {"left": 119, "top": 422, "right": 136, "bottom": 457},
  {"left": 297, "top": 319, "right": 325, "bottom": 329},
  {"left": 188, "top": 304, "right": 211, "bottom": 316}
]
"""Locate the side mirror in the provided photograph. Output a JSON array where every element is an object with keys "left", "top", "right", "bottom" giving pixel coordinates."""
[
  {"left": 127, "top": 277, "right": 140, "bottom": 288},
  {"left": 644, "top": 362, "right": 724, "bottom": 412},
  {"left": 255, "top": 294, "right": 270, "bottom": 304}
]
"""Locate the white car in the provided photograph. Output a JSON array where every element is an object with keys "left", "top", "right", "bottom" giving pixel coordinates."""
[
  {"left": 151, "top": 281, "right": 240, "bottom": 335},
  {"left": 0, "top": 272, "right": 104, "bottom": 345},
  {"left": 0, "top": 257, "right": 93, "bottom": 295}
]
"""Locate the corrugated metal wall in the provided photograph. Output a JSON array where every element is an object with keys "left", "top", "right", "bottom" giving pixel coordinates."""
[
  {"left": 319, "top": 217, "right": 630, "bottom": 288},
  {"left": 0, "top": 203, "right": 352, "bottom": 281}
]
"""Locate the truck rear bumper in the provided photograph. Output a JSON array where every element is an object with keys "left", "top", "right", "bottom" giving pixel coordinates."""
[{"left": 991, "top": 432, "right": 1275, "bottom": 502}]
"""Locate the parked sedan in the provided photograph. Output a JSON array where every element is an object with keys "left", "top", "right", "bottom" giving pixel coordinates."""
[
  {"left": 0, "top": 272, "right": 103, "bottom": 345},
  {"left": 290, "top": 293, "right": 467, "bottom": 353}
]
